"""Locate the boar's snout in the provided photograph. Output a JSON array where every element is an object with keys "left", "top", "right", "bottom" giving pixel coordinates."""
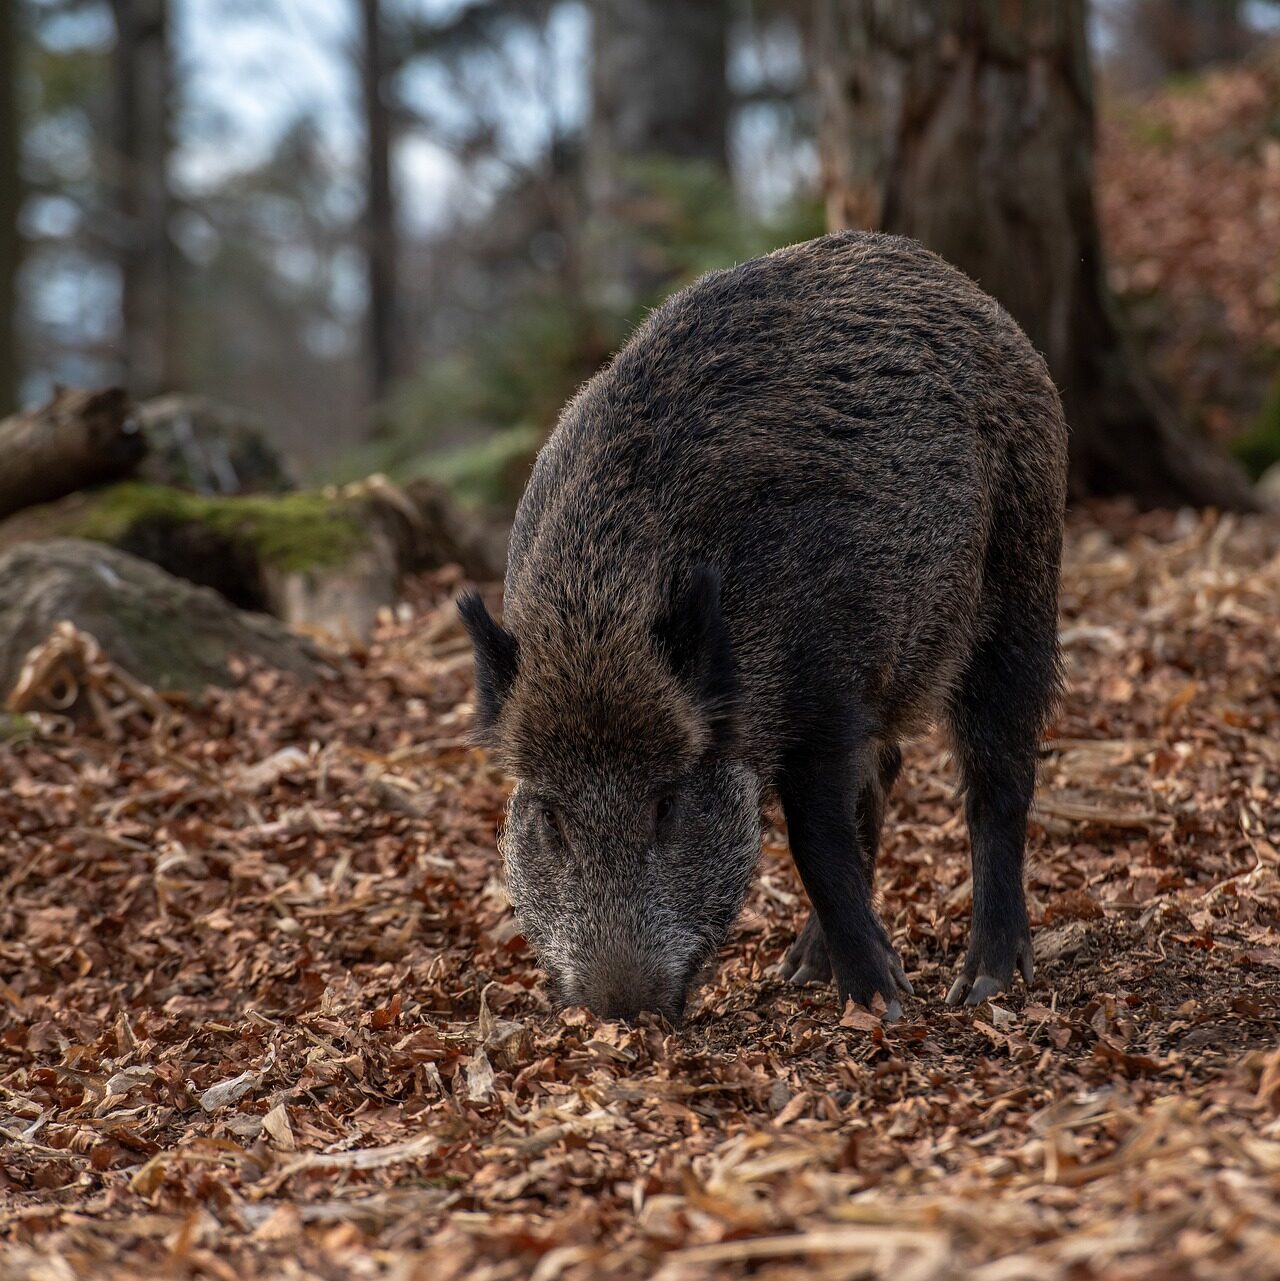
[
  {"left": 592, "top": 980, "right": 685, "bottom": 1024},
  {"left": 593, "top": 987, "right": 654, "bottom": 1022},
  {"left": 556, "top": 951, "right": 693, "bottom": 1024}
]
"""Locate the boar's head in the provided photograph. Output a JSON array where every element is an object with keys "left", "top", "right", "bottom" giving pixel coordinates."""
[{"left": 460, "top": 565, "right": 761, "bottom": 1022}]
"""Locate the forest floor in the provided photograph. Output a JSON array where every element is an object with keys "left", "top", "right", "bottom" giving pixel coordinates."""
[
  {"left": 1099, "top": 48, "right": 1280, "bottom": 449},
  {"left": 1, "top": 505, "right": 1278, "bottom": 1281}
]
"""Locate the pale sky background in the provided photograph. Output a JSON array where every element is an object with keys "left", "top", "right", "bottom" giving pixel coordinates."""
[
  {"left": 22, "top": 0, "right": 818, "bottom": 401},
  {"left": 176, "top": 0, "right": 591, "bottom": 232}
]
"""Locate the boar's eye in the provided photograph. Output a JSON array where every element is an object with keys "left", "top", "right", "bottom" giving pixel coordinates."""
[
  {"left": 538, "top": 804, "right": 565, "bottom": 844},
  {"left": 653, "top": 792, "right": 678, "bottom": 838}
]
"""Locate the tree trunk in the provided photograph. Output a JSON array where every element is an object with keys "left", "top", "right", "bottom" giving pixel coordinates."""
[
  {"left": 815, "top": 0, "right": 1257, "bottom": 511},
  {"left": 0, "top": 387, "right": 146, "bottom": 520},
  {"left": 585, "top": 0, "right": 731, "bottom": 309},
  {"left": 0, "top": 0, "right": 20, "bottom": 417},
  {"left": 108, "top": 0, "right": 176, "bottom": 400},
  {"left": 360, "top": 0, "right": 398, "bottom": 405}
]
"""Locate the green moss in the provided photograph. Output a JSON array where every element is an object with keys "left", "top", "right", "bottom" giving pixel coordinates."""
[
  {"left": 0, "top": 713, "right": 35, "bottom": 745},
  {"left": 1232, "top": 377, "right": 1280, "bottom": 480},
  {"left": 1133, "top": 116, "right": 1177, "bottom": 149},
  {"left": 1166, "top": 69, "right": 1212, "bottom": 98},
  {"left": 74, "top": 484, "right": 367, "bottom": 573}
]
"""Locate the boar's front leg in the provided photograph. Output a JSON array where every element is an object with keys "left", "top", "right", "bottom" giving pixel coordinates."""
[
  {"left": 779, "top": 743, "right": 903, "bottom": 986},
  {"left": 779, "top": 746, "right": 913, "bottom": 1020}
]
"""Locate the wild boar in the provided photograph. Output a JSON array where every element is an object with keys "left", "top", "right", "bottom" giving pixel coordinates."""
[{"left": 461, "top": 231, "right": 1067, "bottom": 1022}]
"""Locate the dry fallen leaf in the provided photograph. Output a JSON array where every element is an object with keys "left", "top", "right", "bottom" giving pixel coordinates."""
[
  {"left": 199, "top": 1070, "right": 260, "bottom": 1112},
  {"left": 262, "top": 1102, "right": 296, "bottom": 1152}
]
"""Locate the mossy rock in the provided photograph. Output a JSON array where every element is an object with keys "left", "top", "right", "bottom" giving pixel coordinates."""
[
  {"left": 79, "top": 482, "right": 367, "bottom": 581},
  {"left": 0, "top": 540, "right": 319, "bottom": 699},
  {"left": 76, "top": 483, "right": 366, "bottom": 571},
  {"left": 0, "top": 483, "right": 371, "bottom": 613},
  {"left": 0, "top": 478, "right": 505, "bottom": 641}
]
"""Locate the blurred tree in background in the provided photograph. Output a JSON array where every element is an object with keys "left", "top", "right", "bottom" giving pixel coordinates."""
[
  {"left": 0, "top": 0, "right": 1276, "bottom": 504},
  {"left": 585, "top": 0, "right": 731, "bottom": 310},
  {"left": 107, "top": 0, "right": 176, "bottom": 399},
  {"left": 363, "top": 0, "right": 822, "bottom": 502},
  {"left": 359, "top": 0, "right": 398, "bottom": 405},
  {"left": 1104, "top": 0, "right": 1253, "bottom": 86},
  {"left": 0, "top": 0, "right": 19, "bottom": 416},
  {"left": 815, "top": 0, "right": 1256, "bottom": 510},
  {"left": 178, "top": 118, "right": 363, "bottom": 464}
]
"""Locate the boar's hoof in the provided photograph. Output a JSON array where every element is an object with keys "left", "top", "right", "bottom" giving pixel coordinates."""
[
  {"left": 882, "top": 947, "right": 915, "bottom": 999},
  {"left": 834, "top": 937, "right": 915, "bottom": 1024},
  {"left": 945, "top": 934, "right": 1035, "bottom": 1007},
  {"left": 778, "top": 912, "right": 832, "bottom": 986},
  {"left": 777, "top": 914, "right": 914, "bottom": 1021}
]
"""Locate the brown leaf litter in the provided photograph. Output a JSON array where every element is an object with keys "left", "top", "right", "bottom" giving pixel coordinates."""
[{"left": 1, "top": 505, "right": 1278, "bottom": 1279}]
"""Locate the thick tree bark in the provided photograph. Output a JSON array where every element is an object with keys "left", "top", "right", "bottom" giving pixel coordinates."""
[
  {"left": 585, "top": 0, "right": 731, "bottom": 308},
  {"left": 361, "top": 0, "right": 398, "bottom": 405},
  {"left": 815, "top": 0, "right": 1257, "bottom": 511},
  {"left": 0, "top": 0, "right": 20, "bottom": 417},
  {"left": 0, "top": 387, "right": 146, "bottom": 521},
  {"left": 108, "top": 0, "right": 176, "bottom": 400}
]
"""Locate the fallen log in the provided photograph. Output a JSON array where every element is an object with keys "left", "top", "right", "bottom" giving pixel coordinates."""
[{"left": 0, "top": 387, "right": 146, "bottom": 521}]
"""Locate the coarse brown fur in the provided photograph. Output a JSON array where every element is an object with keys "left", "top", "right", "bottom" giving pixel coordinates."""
[{"left": 462, "top": 231, "right": 1067, "bottom": 1021}]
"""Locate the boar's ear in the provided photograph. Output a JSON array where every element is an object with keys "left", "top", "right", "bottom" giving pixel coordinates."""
[
  {"left": 653, "top": 563, "right": 738, "bottom": 748},
  {"left": 458, "top": 591, "right": 519, "bottom": 739}
]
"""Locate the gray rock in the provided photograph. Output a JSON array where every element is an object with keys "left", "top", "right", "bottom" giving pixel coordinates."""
[
  {"left": 0, "top": 539, "right": 319, "bottom": 699},
  {"left": 1258, "top": 460, "right": 1280, "bottom": 512}
]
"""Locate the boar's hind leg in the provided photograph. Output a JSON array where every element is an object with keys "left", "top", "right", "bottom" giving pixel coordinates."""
[
  {"left": 778, "top": 911, "right": 831, "bottom": 986},
  {"left": 779, "top": 745, "right": 913, "bottom": 1019},
  {"left": 944, "top": 613, "right": 1057, "bottom": 1007},
  {"left": 779, "top": 744, "right": 902, "bottom": 987}
]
